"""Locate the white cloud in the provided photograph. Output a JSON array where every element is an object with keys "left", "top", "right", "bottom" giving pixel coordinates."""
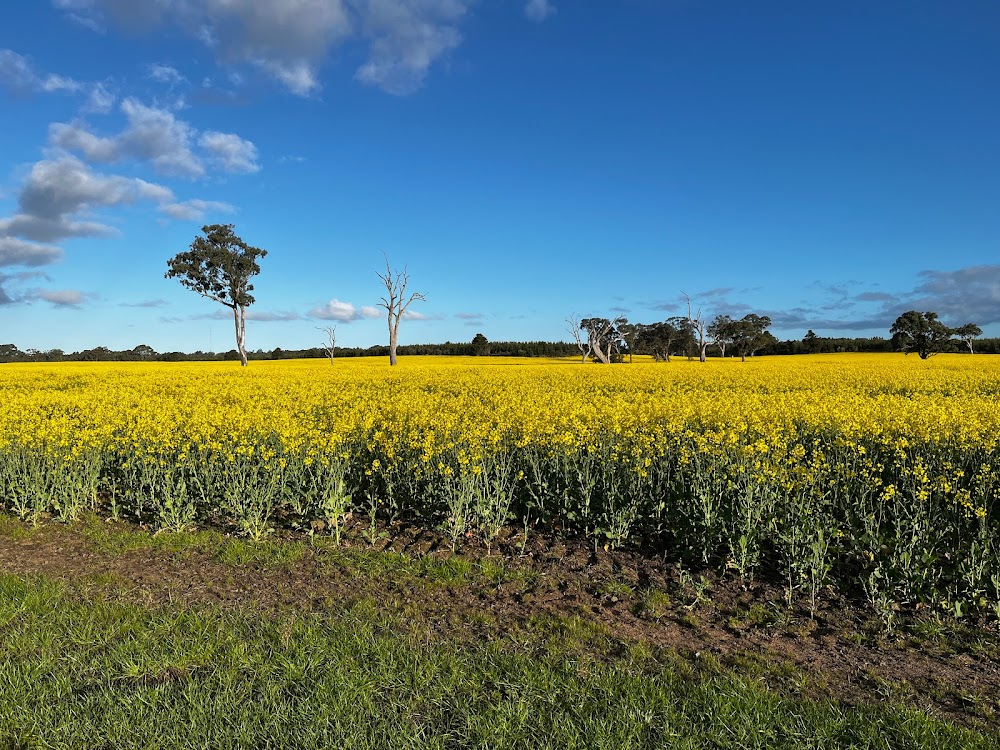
[
  {"left": 50, "top": 100, "right": 261, "bottom": 178},
  {"left": 309, "top": 298, "right": 382, "bottom": 322},
  {"left": 159, "top": 198, "right": 234, "bottom": 221},
  {"left": 255, "top": 58, "right": 320, "bottom": 97},
  {"left": 49, "top": 122, "right": 120, "bottom": 162},
  {"left": 524, "top": 0, "right": 556, "bottom": 23},
  {"left": 198, "top": 131, "right": 260, "bottom": 174},
  {"left": 49, "top": 100, "right": 203, "bottom": 178},
  {"left": 118, "top": 98, "right": 204, "bottom": 177},
  {"left": 0, "top": 237, "right": 64, "bottom": 267},
  {"left": 37, "top": 288, "right": 85, "bottom": 307},
  {"left": 84, "top": 82, "right": 116, "bottom": 113},
  {"left": 355, "top": 0, "right": 467, "bottom": 95},
  {"left": 0, "top": 156, "right": 177, "bottom": 242}
]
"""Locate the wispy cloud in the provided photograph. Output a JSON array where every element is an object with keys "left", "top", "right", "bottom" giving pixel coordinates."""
[
  {"left": 147, "top": 64, "right": 186, "bottom": 87},
  {"left": 159, "top": 199, "right": 234, "bottom": 221},
  {"left": 0, "top": 49, "right": 115, "bottom": 111},
  {"left": 121, "top": 298, "right": 166, "bottom": 308},
  {"left": 0, "top": 270, "right": 48, "bottom": 305},
  {"left": 524, "top": 0, "right": 556, "bottom": 23},
  {"left": 0, "top": 49, "right": 82, "bottom": 94},
  {"left": 199, "top": 308, "right": 300, "bottom": 322}
]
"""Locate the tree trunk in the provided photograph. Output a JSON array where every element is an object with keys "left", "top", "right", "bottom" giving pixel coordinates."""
[
  {"left": 593, "top": 342, "right": 609, "bottom": 364},
  {"left": 388, "top": 317, "right": 398, "bottom": 366},
  {"left": 233, "top": 305, "right": 248, "bottom": 367}
]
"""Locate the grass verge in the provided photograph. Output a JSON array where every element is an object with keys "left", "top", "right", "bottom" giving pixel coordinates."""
[{"left": 1, "top": 572, "right": 996, "bottom": 749}]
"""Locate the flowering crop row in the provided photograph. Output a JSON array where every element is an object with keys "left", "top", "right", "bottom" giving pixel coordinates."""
[{"left": 1, "top": 354, "right": 998, "bottom": 620}]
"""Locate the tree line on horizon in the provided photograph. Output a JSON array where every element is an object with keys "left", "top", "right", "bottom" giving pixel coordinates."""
[{"left": 5, "top": 327, "right": 998, "bottom": 365}]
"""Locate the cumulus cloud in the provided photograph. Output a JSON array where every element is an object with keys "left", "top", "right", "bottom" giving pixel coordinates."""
[
  {"left": 12, "top": 156, "right": 164, "bottom": 235},
  {"left": 50, "top": 99, "right": 260, "bottom": 178},
  {"left": 524, "top": 0, "right": 556, "bottom": 23},
  {"left": 48, "top": 99, "right": 202, "bottom": 177},
  {"left": 55, "top": 0, "right": 476, "bottom": 96},
  {"left": 198, "top": 131, "right": 260, "bottom": 173},
  {"left": 0, "top": 237, "right": 64, "bottom": 267},
  {"left": 117, "top": 98, "right": 204, "bottom": 177},
  {"left": 355, "top": 0, "right": 467, "bottom": 95},
  {"left": 308, "top": 298, "right": 381, "bottom": 322},
  {"left": 0, "top": 155, "right": 224, "bottom": 248}
]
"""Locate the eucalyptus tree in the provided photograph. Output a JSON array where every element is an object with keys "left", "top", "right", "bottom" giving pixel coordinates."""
[
  {"left": 954, "top": 323, "right": 982, "bottom": 354},
  {"left": 890, "top": 311, "right": 954, "bottom": 359},
  {"left": 165, "top": 224, "right": 266, "bottom": 367},
  {"left": 707, "top": 314, "right": 736, "bottom": 357},
  {"left": 730, "top": 314, "right": 773, "bottom": 361}
]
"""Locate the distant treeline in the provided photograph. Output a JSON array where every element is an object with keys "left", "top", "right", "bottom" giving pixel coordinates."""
[
  {"left": 2, "top": 335, "right": 998, "bottom": 364},
  {"left": 0, "top": 340, "right": 581, "bottom": 363}
]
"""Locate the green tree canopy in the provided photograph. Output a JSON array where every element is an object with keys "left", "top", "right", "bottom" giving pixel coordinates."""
[
  {"left": 889, "top": 311, "right": 953, "bottom": 359},
  {"left": 165, "top": 224, "right": 266, "bottom": 367}
]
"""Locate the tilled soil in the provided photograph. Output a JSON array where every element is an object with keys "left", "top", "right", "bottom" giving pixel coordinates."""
[{"left": 1, "top": 515, "right": 998, "bottom": 730}]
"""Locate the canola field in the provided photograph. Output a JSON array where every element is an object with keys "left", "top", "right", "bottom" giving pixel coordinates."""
[{"left": 1, "top": 353, "right": 998, "bottom": 620}]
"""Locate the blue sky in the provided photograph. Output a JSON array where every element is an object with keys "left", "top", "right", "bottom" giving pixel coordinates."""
[{"left": 1, "top": 0, "right": 998, "bottom": 353}]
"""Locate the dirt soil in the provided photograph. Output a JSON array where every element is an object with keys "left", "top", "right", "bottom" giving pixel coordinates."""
[{"left": 1, "top": 515, "right": 999, "bottom": 731}]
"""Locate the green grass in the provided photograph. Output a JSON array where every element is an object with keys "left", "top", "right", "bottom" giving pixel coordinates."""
[{"left": 1, "top": 574, "right": 996, "bottom": 749}]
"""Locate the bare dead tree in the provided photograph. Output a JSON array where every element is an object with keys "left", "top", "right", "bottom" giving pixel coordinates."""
[
  {"left": 318, "top": 325, "right": 337, "bottom": 364},
  {"left": 567, "top": 315, "right": 592, "bottom": 363},
  {"left": 377, "top": 255, "right": 426, "bottom": 366},
  {"left": 683, "top": 292, "right": 709, "bottom": 363}
]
